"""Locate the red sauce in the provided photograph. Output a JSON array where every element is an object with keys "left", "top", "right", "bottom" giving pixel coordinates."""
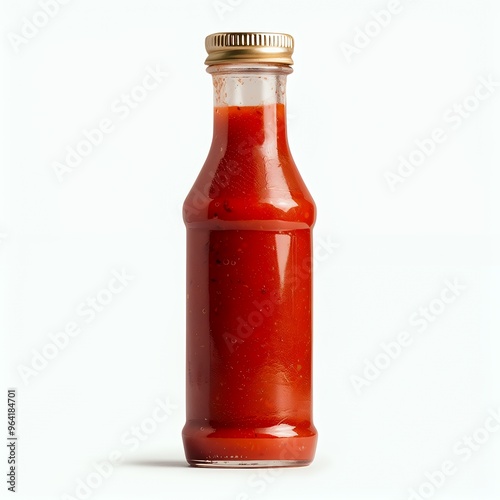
[{"left": 183, "top": 103, "right": 317, "bottom": 465}]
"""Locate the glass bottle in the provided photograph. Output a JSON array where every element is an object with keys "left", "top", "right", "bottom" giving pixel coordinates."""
[{"left": 182, "top": 32, "right": 317, "bottom": 467}]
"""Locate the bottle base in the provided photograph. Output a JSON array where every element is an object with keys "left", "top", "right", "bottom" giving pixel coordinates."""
[
  {"left": 182, "top": 422, "right": 317, "bottom": 468},
  {"left": 187, "top": 459, "right": 312, "bottom": 468}
]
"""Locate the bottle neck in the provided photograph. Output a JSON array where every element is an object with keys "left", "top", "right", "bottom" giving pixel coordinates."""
[{"left": 207, "top": 65, "right": 292, "bottom": 156}]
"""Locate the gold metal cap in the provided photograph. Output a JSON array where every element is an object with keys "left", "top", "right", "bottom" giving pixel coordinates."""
[{"left": 205, "top": 32, "right": 294, "bottom": 66}]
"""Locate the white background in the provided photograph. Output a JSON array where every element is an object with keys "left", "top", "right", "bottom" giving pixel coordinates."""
[{"left": 1, "top": 0, "right": 500, "bottom": 499}]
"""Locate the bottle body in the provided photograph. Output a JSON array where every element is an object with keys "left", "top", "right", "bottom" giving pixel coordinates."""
[{"left": 182, "top": 64, "right": 317, "bottom": 466}]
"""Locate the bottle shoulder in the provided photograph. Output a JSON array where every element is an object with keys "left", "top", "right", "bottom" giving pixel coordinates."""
[{"left": 183, "top": 152, "right": 316, "bottom": 227}]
